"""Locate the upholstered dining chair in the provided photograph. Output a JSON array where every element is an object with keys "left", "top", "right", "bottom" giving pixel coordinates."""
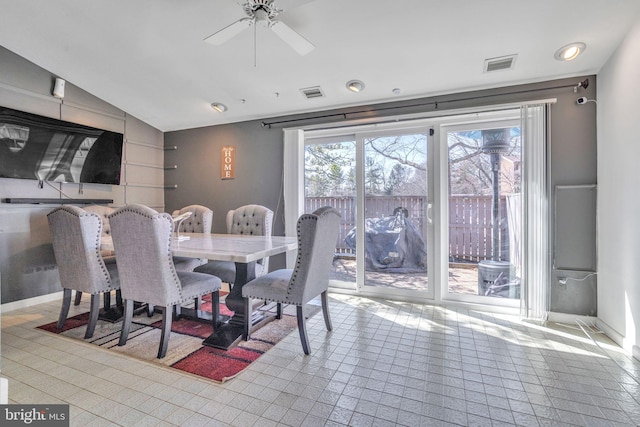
[
  {"left": 74, "top": 204, "right": 116, "bottom": 306},
  {"left": 171, "top": 204, "right": 213, "bottom": 233},
  {"left": 47, "top": 205, "right": 120, "bottom": 339},
  {"left": 195, "top": 204, "right": 274, "bottom": 285},
  {"left": 108, "top": 204, "right": 222, "bottom": 358},
  {"left": 171, "top": 204, "right": 213, "bottom": 272},
  {"left": 241, "top": 206, "right": 340, "bottom": 355}
]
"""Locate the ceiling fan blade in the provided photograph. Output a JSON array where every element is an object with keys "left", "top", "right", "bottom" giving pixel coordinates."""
[
  {"left": 269, "top": 20, "right": 315, "bottom": 55},
  {"left": 204, "top": 18, "right": 252, "bottom": 45}
]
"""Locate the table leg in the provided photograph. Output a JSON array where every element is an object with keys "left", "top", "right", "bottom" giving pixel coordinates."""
[
  {"left": 202, "top": 261, "right": 255, "bottom": 350},
  {"left": 99, "top": 289, "right": 125, "bottom": 323}
]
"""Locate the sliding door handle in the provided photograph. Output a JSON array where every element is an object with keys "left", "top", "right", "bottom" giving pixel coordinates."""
[{"left": 427, "top": 203, "right": 433, "bottom": 224}]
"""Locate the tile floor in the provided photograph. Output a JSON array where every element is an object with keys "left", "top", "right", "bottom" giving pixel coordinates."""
[{"left": 2, "top": 293, "right": 640, "bottom": 426}]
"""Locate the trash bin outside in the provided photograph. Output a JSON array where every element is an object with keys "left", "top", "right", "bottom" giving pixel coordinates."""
[{"left": 478, "top": 260, "right": 514, "bottom": 296}]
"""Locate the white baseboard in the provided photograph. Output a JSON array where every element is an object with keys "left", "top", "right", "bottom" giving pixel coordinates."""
[
  {"left": 547, "top": 311, "right": 597, "bottom": 326},
  {"left": 1, "top": 291, "right": 63, "bottom": 313},
  {"left": 596, "top": 318, "right": 640, "bottom": 362}
]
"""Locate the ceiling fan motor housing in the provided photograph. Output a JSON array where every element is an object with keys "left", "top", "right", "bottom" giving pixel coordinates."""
[{"left": 244, "top": 0, "right": 281, "bottom": 20}]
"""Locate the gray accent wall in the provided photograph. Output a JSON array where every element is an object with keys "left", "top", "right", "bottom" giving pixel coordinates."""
[
  {"left": 165, "top": 76, "right": 599, "bottom": 316},
  {"left": 0, "top": 46, "right": 164, "bottom": 304},
  {"left": 164, "top": 122, "right": 286, "bottom": 268}
]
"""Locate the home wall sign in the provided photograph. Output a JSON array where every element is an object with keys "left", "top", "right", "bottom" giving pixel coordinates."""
[{"left": 221, "top": 146, "right": 235, "bottom": 179}]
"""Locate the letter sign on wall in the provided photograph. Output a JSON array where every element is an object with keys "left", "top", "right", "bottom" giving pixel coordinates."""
[{"left": 221, "top": 146, "right": 235, "bottom": 179}]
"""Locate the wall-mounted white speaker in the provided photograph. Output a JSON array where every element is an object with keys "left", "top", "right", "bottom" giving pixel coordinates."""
[{"left": 53, "top": 78, "right": 65, "bottom": 99}]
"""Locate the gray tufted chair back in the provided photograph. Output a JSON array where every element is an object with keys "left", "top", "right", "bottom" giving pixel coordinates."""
[
  {"left": 193, "top": 204, "right": 274, "bottom": 283},
  {"left": 172, "top": 204, "right": 213, "bottom": 233},
  {"left": 109, "top": 204, "right": 184, "bottom": 306},
  {"left": 84, "top": 204, "right": 116, "bottom": 257},
  {"left": 226, "top": 204, "right": 273, "bottom": 236},
  {"left": 290, "top": 206, "right": 341, "bottom": 304},
  {"left": 48, "top": 205, "right": 117, "bottom": 295},
  {"left": 84, "top": 204, "right": 115, "bottom": 236},
  {"left": 227, "top": 204, "right": 274, "bottom": 273}
]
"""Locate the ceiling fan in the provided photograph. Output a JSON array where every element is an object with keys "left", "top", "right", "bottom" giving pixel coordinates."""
[{"left": 204, "top": 0, "right": 315, "bottom": 56}]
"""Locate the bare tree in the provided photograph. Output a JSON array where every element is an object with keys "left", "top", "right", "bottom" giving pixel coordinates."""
[{"left": 304, "top": 130, "right": 519, "bottom": 198}]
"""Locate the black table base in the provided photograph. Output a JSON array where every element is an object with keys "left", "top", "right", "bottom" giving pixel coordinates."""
[
  {"left": 202, "top": 307, "right": 276, "bottom": 350},
  {"left": 98, "top": 290, "right": 124, "bottom": 323},
  {"left": 201, "top": 261, "right": 275, "bottom": 350}
]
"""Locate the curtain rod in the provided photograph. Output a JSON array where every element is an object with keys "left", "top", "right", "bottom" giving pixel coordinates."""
[{"left": 260, "top": 78, "right": 588, "bottom": 129}]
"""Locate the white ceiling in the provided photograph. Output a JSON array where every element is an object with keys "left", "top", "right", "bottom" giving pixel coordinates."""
[{"left": 1, "top": 0, "right": 639, "bottom": 132}]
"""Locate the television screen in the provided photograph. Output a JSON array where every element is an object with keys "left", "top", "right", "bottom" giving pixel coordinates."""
[{"left": 0, "top": 106, "right": 123, "bottom": 185}]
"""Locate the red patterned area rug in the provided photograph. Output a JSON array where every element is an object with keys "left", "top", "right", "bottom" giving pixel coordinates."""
[{"left": 37, "top": 294, "right": 311, "bottom": 383}]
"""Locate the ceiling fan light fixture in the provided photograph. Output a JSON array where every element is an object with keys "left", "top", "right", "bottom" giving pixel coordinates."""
[
  {"left": 554, "top": 42, "right": 586, "bottom": 61},
  {"left": 211, "top": 103, "right": 227, "bottom": 113},
  {"left": 347, "top": 80, "right": 365, "bottom": 93}
]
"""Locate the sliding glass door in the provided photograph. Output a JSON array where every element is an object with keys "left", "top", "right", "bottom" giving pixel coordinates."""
[
  {"left": 290, "top": 103, "right": 548, "bottom": 312},
  {"left": 361, "top": 132, "right": 429, "bottom": 295},
  {"left": 442, "top": 118, "right": 521, "bottom": 307},
  {"left": 304, "top": 136, "right": 357, "bottom": 290},
  {"left": 304, "top": 127, "right": 433, "bottom": 300}
]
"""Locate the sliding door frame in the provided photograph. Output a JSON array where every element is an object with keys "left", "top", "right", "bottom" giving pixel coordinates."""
[{"left": 283, "top": 100, "right": 553, "bottom": 311}]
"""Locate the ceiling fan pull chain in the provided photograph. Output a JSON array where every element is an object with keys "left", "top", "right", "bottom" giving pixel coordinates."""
[{"left": 254, "top": 21, "right": 257, "bottom": 67}]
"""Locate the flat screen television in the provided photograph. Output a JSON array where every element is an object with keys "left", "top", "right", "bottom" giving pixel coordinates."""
[{"left": 0, "top": 106, "right": 123, "bottom": 185}]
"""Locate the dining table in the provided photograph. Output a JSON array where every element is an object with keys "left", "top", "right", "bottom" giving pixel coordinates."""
[{"left": 101, "top": 232, "right": 298, "bottom": 350}]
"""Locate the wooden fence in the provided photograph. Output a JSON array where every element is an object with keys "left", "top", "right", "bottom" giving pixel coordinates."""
[{"left": 305, "top": 195, "right": 509, "bottom": 262}]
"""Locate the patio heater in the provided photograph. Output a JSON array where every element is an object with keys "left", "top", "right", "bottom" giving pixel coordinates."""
[
  {"left": 477, "top": 128, "right": 514, "bottom": 295},
  {"left": 482, "top": 128, "right": 510, "bottom": 260}
]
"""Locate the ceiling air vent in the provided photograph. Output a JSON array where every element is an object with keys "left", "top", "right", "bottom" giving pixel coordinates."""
[
  {"left": 484, "top": 54, "right": 517, "bottom": 73},
  {"left": 300, "top": 86, "right": 325, "bottom": 99}
]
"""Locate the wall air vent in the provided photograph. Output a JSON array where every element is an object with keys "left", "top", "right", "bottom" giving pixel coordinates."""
[
  {"left": 300, "top": 86, "right": 325, "bottom": 99},
  {"left": 484, "top": 54, "right": 517, "bottom": 72}
]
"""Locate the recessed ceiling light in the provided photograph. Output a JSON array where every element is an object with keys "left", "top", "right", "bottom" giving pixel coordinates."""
[
  {"left": 554, "top": 42, "right": 586, "bottom": 61},
  {"left": 346, "top": 80, "right": 365, "bottom": 92},
  {"left": 210, "top": 103, "right": 227, "bottom": 113}
]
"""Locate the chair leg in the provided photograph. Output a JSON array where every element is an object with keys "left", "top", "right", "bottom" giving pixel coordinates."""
[
  {"left": 173, "top": 305, "right": 182, "bottom": 320},
  {"left": 85, "top": 294, "right": 100, "bottom": 339},
  {"left": 118, "top": 299, "right": 134, "bottom": 346},
  {"left": 74, "top": 291, "right": 82, "bottom": 306},
  {"left": 297, "top": 305, "right": 311, "bottom": 355},
  {"left": 147, "top": 304, "right": 155, "bottom": 317},
  {"left": 57, "top": 289, "right": 72, "bottom": 330},
  {"left": 194, "top": 296, "right": 201, "bottom": 311},
  {"left": 321, "top": 291, "right": 332, "bottom": 331},
  {"left": 158, "top": 305, "right": 173, "bottom": 358},
  {"left": 276, "top": 302, "right": 282, "bottom": 319},
  {"left": 243, "top": 297, "right": 251, "bottom": 340},
  {"left": 211, "top": 291, "right": 220, "bottom": 327}
]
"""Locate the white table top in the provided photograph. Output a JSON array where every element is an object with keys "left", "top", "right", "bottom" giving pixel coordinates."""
[{"left": 102, "top": 233, "right": 297, "bottom": 264}]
